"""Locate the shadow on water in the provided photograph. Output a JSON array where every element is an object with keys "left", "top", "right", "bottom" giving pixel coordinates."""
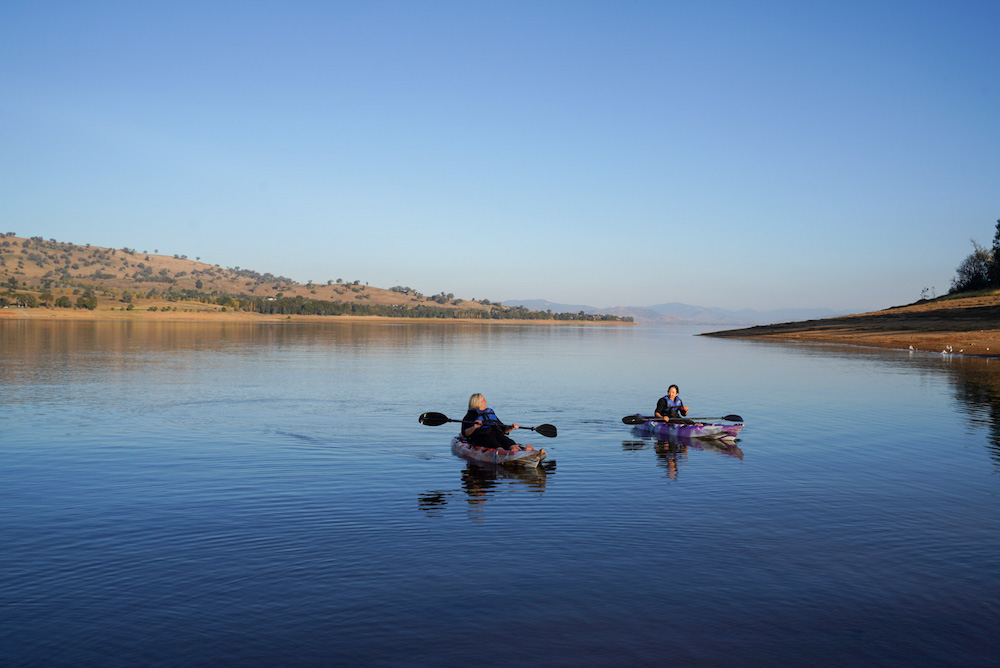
[{"left": 418, "top": 460, "right": 556, "bottom": 516}]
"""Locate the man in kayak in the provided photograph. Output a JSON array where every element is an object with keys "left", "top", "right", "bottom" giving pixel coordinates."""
[
  {"left": 655, "top": 384, "right": 690, "bottom": 422},
  {"left": 461, "top": 393, "right": 528, "bottom": 451}
]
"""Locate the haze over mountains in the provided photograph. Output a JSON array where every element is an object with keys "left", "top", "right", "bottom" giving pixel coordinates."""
[{"left": 500, "top": 299, "right": 852, "bottom": 326}]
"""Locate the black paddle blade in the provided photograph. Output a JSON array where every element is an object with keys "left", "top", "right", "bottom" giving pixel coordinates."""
[
  {"left": 621, "top": 415, "right": 647, "bottom": 425},
  {"left": 418, "top": 411, "right": 450, "bottom": 426},
  {"left": 723, "top": 414, "right": 744, "bottom": 422},
  {"left": 532, "top": 423, "right": 557, "bottom": 438}
]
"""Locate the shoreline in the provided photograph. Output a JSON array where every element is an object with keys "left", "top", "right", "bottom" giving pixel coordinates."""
[
  {"left": 702, "top": 294, "right": 1000, "bottom": 358},
  {"left": 0, "top": 307, "right": 634, "bottom": 326}
]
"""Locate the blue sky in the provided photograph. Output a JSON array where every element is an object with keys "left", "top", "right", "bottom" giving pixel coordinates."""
[{"left": 2, "top": 1, "right": 997, "bottom": 312}]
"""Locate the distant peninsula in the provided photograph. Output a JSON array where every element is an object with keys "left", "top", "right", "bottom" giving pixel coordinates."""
[
  {"left": 702, "top": 292, "right": 1000, "bottom": 358},
  {"left": 0, "top": 234, "right": 631, "bottom": 324}
]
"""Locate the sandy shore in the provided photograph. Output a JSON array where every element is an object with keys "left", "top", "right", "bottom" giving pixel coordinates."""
[{"left": 702, "top": 293, "right": 1000, "bottom": 357}]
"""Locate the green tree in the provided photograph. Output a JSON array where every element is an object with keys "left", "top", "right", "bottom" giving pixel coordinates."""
[{"left": 76, "top": 295, "right": 98, "bottom": 310}]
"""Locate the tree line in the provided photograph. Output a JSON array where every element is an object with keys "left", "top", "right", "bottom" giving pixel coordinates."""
[{"left": 241, "top": 296, "right": 631, "bottom": 321}]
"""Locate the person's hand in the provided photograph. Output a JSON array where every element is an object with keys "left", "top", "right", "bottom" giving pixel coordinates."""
[
  {"left": 511, "top": 423, "right": 519, "bottom": 430},
  {"left": 474, "top": 420, "right": 482, "bottom": 430}
]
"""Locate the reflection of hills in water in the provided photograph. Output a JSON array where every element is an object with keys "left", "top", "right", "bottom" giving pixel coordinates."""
[
  {"left": 0, "top": 319, "right": 547, "bottom": 382},
  {"left": 418, "top": 460, "right": 556, "bottom": 516},
  {"left": 623, "top": 432, "right": 744, "bottom": 481}
]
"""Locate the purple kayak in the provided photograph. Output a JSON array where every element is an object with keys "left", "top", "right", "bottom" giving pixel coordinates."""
[{"left": 626, "top": 415, "right": 744, "bottom": 442}]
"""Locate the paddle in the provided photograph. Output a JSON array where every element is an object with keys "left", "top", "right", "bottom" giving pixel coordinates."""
[
  {"left": 419, "top": 411, "right": 557, "bottom": 438},
  {"left": 622, "top": 414, "right": 743, "bottom": 425}
]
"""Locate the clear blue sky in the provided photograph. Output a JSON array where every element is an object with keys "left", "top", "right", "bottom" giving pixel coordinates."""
[{"left": 3, "top": 1, "right": 997, "bottom": 312}]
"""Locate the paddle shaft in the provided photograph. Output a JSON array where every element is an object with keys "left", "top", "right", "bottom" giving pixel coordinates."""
[
  {"left": 622, "top": 413, "right": 743, "bottom": 425},
  {"left": 419, "top": 412, "right": 557, "bottom": 437}
]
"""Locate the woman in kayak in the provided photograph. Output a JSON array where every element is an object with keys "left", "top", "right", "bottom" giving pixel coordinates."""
[
  {"left": 461, "top": 393, "right": 526, "bottom": 451},
  {"left": 655, "top": 384, "right": 690, "bottom": 421}
]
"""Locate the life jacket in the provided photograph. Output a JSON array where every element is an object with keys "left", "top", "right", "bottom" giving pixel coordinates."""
[
  {"left": 468, "top": 407, "right": 504, "bottom": 434},
  {"left": 660, "top": 395, "right": 684, "bottom": 418},
  {"left": 477, "top": 408, "right": 503, "bottom": 430}
]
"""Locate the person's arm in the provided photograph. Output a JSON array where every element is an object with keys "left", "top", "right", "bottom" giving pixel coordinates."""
[
  {"left": 463, "top": 419, "right": 482, "bottom": 437},
  {"left": 489, "top": 411, "right": 517, "bottom": 434}
]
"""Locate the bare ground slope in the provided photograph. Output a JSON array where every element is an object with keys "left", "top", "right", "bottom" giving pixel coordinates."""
[
  {"left": 703, "top": 293, "right": 1000, "bottom": 357},
  {"left": 0, "top": 234, "right": 490, "bottom": 311}
]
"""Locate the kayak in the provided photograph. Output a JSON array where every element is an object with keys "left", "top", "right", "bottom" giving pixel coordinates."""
[
  {"left": 451, "top": 436, "right": 547, "bottom": 468},
  {"left": 627, "top": 415, "right": 743, "bottom": 442}
]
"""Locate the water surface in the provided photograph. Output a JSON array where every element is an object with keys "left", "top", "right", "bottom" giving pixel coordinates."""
[{"left": 2, "top": 320, "right": 999, "bottom": 666}]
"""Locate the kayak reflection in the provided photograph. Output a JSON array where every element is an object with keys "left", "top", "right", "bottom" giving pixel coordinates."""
[
  {"left": 418, "top": 459, "right": 556, "bottom": 517},
  {"left": 459, "top": 460, "right": 553, "bottom": 503},
  {"left": 623, "top": 431, "right": 744, "bottom": 481}
]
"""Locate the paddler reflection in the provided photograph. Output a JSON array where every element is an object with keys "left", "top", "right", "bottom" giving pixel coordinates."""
[
  {"left": 622, "top": 432, "right": 743, "bottom": 481},
  {"left": 418, "top": 460, "right": 556, "bottom": 517}
]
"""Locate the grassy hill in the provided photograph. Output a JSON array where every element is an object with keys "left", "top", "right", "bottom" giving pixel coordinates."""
[{"left": 0, "top": 234, "right": 629, "bottom": 321}]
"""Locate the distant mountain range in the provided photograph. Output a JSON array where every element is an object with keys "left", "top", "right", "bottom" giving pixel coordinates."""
[{"left": 499, "top": 299, "right": 853, "bottom": 326}]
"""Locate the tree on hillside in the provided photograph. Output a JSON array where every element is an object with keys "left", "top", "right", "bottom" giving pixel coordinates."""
[
  {"left": 950, "top": 219, "right": 1000, "bottom": 295},
  {"left": 951, "top": 239, "right": 992, "bottom": 294},
  {"left": 990, "top": 219, "right": 1000, "bottom": 286}
]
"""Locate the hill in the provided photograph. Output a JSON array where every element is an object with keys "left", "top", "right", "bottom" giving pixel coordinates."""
[
  {"left": 0, "top": 234, "right": 630, "bottom": 322},
  {"left": 702, "top": 292, "right": 1000, "bottom": 357}
]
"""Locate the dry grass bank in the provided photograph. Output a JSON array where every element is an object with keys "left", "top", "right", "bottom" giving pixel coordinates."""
[{"left": 703, "top": 293, "right": 1000, "bottom": 357}]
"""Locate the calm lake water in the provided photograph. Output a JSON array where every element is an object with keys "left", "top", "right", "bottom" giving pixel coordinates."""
[{"left": 2, "top": 320, "right": 999, "bottom": 667}]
